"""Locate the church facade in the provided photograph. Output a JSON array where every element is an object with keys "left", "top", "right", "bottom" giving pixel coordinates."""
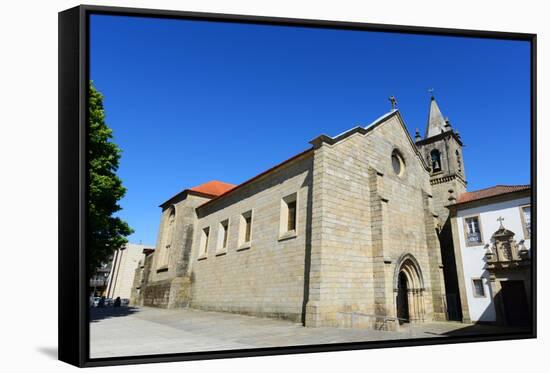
[{"left": 132, "top": 97, "right": 469, "bottom": 329}]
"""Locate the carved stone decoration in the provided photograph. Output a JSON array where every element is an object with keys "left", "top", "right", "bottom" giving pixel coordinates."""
[
  {"left": 484, "top": 219, "right": 528, "bottom": 267},
  {"left": 518, "top": 240, "right": 530, "bottom": 260},
  {"left": 484, "top": 244, "right": 494, "bottom": 262},
  {"left": 501, "top": 241, "right": 513, "bottom": 260}
]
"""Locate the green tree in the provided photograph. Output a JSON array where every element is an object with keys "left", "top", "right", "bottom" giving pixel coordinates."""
[{"left": 88, "top": 82, "right": 133, "bottom": 274}]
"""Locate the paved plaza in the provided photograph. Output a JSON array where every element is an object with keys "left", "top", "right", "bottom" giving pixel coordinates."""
[{"left": 90, "top": 306, "right": 524, "bottom": 358}]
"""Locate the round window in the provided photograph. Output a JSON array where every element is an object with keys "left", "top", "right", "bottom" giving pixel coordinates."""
[{"left": 391, "top": 150, "right": 405, "bottom": 176}]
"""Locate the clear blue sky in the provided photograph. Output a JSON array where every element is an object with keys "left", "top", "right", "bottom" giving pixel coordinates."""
[{"left": 90, "top": 14, "right": 531, "bottom": 246}]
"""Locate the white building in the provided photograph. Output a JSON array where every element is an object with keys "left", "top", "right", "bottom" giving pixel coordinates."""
[
  {"left": 449, "top": 185, "right": 531, "bottom": 326},
  {"left": 106, "top": 243, "right": 154, "bottom": 300}
]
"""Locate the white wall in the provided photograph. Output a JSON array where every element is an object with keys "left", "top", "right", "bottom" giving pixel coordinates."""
[
  {"left": 108, "top": 243, "right": 149, "bottom": 299},
  {"left": 456, "top": 196, "right": 530, "bottom": 322}
]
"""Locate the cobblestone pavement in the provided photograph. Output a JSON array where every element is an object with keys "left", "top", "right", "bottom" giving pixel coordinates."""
[{"left": 90, "top": 306, "right": 525, "bottom": 358}]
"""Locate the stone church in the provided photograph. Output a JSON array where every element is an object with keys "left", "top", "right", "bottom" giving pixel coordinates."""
[{"left": 132, "top": 96, "right": 468, "bottom": 329}]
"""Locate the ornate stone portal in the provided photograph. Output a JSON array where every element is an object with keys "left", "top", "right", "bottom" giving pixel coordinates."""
[
  {"left": 484, "top": 218, "right": 531, "bottom": 326},
  {"left": 484, "top": 218, "right": 530, "bottom": 269},
  {"left": 394, "top": 254, "right": 426, "bottom": 325}
]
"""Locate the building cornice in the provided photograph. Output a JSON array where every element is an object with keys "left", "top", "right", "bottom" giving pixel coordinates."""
[
  {"left": 415, "top": 130, "right": 463, "bottom": 147},
  {"left": 159, "top": 189, "right": 217, "bottom": 209},
  {"left": 431, "top": 173, "right": 467, "bottom": 186},
  {"left": 310, "top": 110, "right": 431, "bottom": 172},
  {"left": 196, "top": 148, "right": 314, "bottom": 211},
  {"left": 447, "top": 188, "right": 530, "bottom": 211}
]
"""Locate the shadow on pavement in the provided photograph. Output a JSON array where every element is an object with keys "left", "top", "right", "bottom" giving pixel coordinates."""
[
  {"left": 90, "top": 306, "right": 141, "bottom": 322},
  {"left": 438, "top": 323, "right": 531, "bottom": 337}
]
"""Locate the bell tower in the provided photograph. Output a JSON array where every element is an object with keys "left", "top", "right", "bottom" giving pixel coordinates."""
[
  {"left": 415, "top": 93, "right": 467, "bottom": 321},
  {"left": 415, "top": 94, "right": 467, "bottom": 220}
]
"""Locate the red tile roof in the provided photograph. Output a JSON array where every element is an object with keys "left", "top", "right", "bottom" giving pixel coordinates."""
[
  {"left": 188, "top": 180, "right": 236, "bottom": 197},
  {"left": 159, "top": 180, "right": 237, "bottom": 207},
  {"left": 456, "top": 185, "right": 530, "bottom": 204}
]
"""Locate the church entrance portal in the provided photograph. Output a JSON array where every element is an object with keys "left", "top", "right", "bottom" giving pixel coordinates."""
[
  {"left": 394, "top": 254, "right": 426, "bottom": 324},
  {"left": 397, "top": 272, "right": 409, "bottom": 324}
]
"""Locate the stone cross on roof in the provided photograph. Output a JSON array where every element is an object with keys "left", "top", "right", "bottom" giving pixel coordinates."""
[
  {"left": 497, "top": 216, "right": 505, "bottom": 228},
  {"left": 389, "top": 96, "right": 397, "bottom": 110}
]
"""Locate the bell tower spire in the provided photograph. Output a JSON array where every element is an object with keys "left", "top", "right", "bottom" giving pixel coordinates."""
[
  {"left": 415, "top": 93, "right": 467, "bottom": 216},
  {"left": 425, "top": 94, "right": 452, "bottom": 138}
]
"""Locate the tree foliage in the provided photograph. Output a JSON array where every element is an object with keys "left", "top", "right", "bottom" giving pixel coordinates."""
[{"left": 88, "top": 82, "right": 133, "bottom": 274}]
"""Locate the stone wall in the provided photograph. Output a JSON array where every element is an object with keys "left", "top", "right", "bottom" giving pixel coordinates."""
[
  {"left": 106, "top": 244, "right": 148, "bottom": 300},
  {"left": 189, "top": 153, "right": 314, "bottom": 322},
  {"left": 129, "top": 266, "right": 142, "bottom": 306},
  {"left": 306, "top": 114, "right": 445, "bottom": 327},
  {"left": 130, "top": 252, "right": 154, "bottom": 306},
  {"left": 142, "top": 194, "right": 210, "bottom": 308},
  {"left": 306, "top": 132, "right": 376, "bottom": 327}
]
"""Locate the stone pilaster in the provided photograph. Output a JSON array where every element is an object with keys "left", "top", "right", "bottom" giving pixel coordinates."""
[
  {"left": 369, "top": 167, "right": 397, "bottom": 329},
  {"left": 422, "top": 190, "right": 447, "bottom": 321},
  {"left": 305, "top": 144, "right": 329, "bottom": 326},
  {"left": 449, "top": 212, "right": 472, "bottom": 323}
]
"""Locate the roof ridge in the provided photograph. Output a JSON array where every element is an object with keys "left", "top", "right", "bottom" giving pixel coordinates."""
[
  {"left": 466, "top": 184, "right": 530, "bottom": 193},
  {"left": 454, "top": 184, "right": 530, "bottom": 205},
  {"left": 198, "top": 148, "right": 314, "bottom": 209},
  {"left": 192, "top": 180, "right": 237, "bottom": 186}
]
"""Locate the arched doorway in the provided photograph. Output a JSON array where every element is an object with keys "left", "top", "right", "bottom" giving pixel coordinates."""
[
  {"left": 397, "top": 272, "right": 409, "bottom": 323},
  {"left": 394, "top": 254, "right": 426, "bottom": 323}
]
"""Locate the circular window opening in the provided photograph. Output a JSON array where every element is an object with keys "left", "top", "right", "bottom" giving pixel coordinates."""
[{"left": 391, "top": 150, "right": 405, "bottom": 176}]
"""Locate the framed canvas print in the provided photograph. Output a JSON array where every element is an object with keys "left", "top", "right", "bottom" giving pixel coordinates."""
[{"left": 58, "top": 4, "right": 536, "bottom": 367}]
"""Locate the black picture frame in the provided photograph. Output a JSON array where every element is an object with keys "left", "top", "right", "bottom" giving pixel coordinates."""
[{"left": 58, "top": 4, "right": 537, "bottom": 368}]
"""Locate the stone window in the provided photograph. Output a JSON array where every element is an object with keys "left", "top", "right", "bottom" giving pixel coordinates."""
[
  {"left": 391, "top": 149, "right": 405, "bottom": 176},
  {"left": 217, "top": 219, "right": 229, "bottom": 253},
  {"left": 472, "top": 278, "right": 486, "bottom": 297},
  {"left": 456, "top": 149, "right": 462, "bottom": 172},
  {"left": 238, "top": 210, "right": 253, "bottom": 248},
  {"left": 279, "top": 193, "right": 298, "bottom": 240},
  {"left": 430, "top": 149, "right": 442, "bottom": 172},
  {"left": 158, "top": 207, "right": 175, "bottom": 270},
  {"left": 287, "top": 201, "right": 297, "bottom": 231},
  {"left": 199, "top": 227, "right": 210, "bottom": 258},
  {"left": 520, "top": 205, "right": 531, "bottom": 239},
  {"left": 463, "top": 215, "right": 483, "bottom": 246},
  {"left": 245, "top": 215, "right": 252, "bottom": 242}
]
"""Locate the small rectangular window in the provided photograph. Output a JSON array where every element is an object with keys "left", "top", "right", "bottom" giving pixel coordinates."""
[
  {"left": 239, "top": 210, "right": 253, "bottom": 247},
  {"left": 472, "top": 278, "right": 486, "bottom": 297},
  {"left": 287, "top": 200, "right": 297, "bottom": 231},
  {"left": 280, "top": 193, "right": 298, "bottom": 238},
  {"left": 218, "top": 219, "right": 229, "bottom": 251},
  {"left": 464, "top": 216, "right": 482, "bottom": 245},
  {"left": 222, "top": 222, "right": 229, "bottom": 248},
  {"left": 244, "top": 215, "right": 252, "bottom": 243},
  {"left": 199, "top": 227, "right": 210, "bottom": 257}
]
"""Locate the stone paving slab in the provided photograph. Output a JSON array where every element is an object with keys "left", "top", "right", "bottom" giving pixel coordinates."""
[{"left": 89, "top": 306, "right": 525, "bottom": 358}]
